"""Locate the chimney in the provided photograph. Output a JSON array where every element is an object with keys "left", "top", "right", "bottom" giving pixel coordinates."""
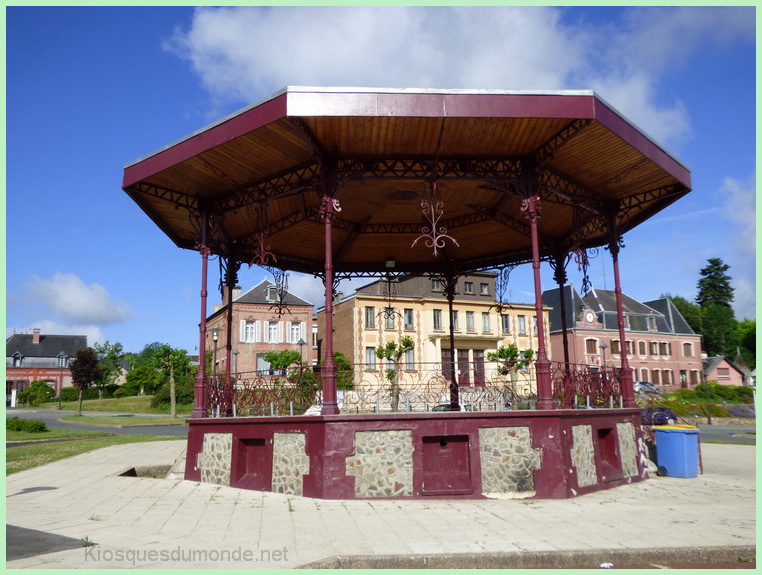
[
  {"left": 32, "top": 328, "right": 41, "bottom": 344},
  {"left": 233, "top": 286, "right": 242, "bottom": 301}
]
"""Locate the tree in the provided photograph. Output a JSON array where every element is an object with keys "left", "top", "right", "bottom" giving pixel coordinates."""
[
  {"left": 152, "top": 345, "right": 191, "bottom": 418},
  {"left": 701, "top": 304, "right": 739, "bottom": 357},
  {"left": 697, "top": 258, "right": 734, "bottom": 308},
  {"left": 263, "top": 350, "right": 302, "bottom": 374},
  {"left": 69, "top": 347, "right": 103, "bottom": 416},
  {"left": 93, "top": 341, "right": 125, "bottom": 399},
  {"left": 736, "top": 319, "right": 756, "bottom": 370},
  {"left": 376, "top": 336, "right": 414, "bottom": 412}
]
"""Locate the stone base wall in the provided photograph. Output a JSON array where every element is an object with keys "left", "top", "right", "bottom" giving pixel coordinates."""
[
  {"left": 479, "top": 427, "right": 542, "bottom": 497},
  {"left": 346, "top": 430, "right": 414, "bottom": 497},
  {"left": 617, "top": 421, "right": 638, "bottom": 478},
  {"left": 272, "top": 432, "right": 310, "bottom": 495},
  {"left": 198, "top": 432, "right": 232, "bottom": 485},
  {"left": 570, "top": 425, "right": 596, "bottom": 487}
]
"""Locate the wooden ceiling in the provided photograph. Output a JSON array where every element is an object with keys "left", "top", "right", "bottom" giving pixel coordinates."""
[{"left": 123, "top": 87, "right": 691, "bottom": 276}]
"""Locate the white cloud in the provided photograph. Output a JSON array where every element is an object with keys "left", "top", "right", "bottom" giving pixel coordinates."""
[
  {"left": 23, "top": 272, "right": 133, "bottom": 325},
  {"left": 164, "top": 6, "right": 751, "bottom": 150}
]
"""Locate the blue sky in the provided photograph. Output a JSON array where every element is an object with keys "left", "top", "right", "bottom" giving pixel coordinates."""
[{"left": 6, "top": 6, "right": 756, "bottom": 354}]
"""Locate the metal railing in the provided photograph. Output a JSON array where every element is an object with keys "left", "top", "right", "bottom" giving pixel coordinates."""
[{"left": 203, "top": 360, "right": 624, "bottom": 417}]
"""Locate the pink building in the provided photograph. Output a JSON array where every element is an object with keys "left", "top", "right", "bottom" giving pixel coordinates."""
[
  {"left": 206, "top": 280, "right": 315, "bottom": 377},
  {"left": 703, "top": 356, "right": 747, "bottom": 387},
  {"left": 543, "top": 286, "right": 704, "bottom": 392}
]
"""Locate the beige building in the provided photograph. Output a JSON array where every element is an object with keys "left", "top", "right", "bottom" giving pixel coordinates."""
[{"left": 317, "top": 273, "right": 550, "bottom": 390}]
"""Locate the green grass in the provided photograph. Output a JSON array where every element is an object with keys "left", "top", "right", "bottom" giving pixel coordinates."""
[
  {"left": 6, "top": 434, "right": 181, "bottom": 475},
  {"left": 6, "top": 427, "right": 110, "bottom": 441},
  {"left": 39, "top": 395, "right": 192, "bottom": 415},
  {"left": 59, "top": 415, "right": 186, "bottom": 426}
]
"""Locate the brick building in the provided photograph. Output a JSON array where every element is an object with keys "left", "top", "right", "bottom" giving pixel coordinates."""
[{"left": 206, "top": 280, "right": 315, "bottom": 377}]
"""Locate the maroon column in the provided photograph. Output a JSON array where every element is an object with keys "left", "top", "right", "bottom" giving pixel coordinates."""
[
  {"left": 320, "top": 194, "right": 339, "bottom": 415},
  {"left": 610, "top": 240, "right": 636, "bottom": 408},
  {"left": 552, "top": 252, "right": 571, "bottom": 370},
  {"left": 524, "top": 195, "right": 554, "bottom": 410},
  {"left": 191, "top": 210, "right": 210, "bottom": 419}
]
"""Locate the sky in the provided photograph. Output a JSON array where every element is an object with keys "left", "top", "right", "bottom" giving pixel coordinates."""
[{"left": 5, "top": 6, "right": 757, "bottom": 355}]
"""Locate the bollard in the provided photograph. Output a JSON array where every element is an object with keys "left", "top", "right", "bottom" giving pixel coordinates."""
[
  {"left": 376, "top": 397, "right": 381, "bottom": 414},
  {"left": 585, "top": 396, "right": 590, "bottom": 409},
  {"left": 619, "top": 396, "right": 623, "bottom": 408},
  {"left": 406, "top": 398, "right": 411, "bottom": 413},
  {"left": 289, "top": 401, "right": 294, "bottom": 416},
  {"left": 609, "top": 396, "right": 613, "bottom": 409},
  {"left": 232, "top": 404, "right": 237, "bottom": 417},
  {"left": 270, "top": 403, "right": 274, "bottom": 417},
  {"left": 216, "top": 405, "right": 220, "bottom": 418}
]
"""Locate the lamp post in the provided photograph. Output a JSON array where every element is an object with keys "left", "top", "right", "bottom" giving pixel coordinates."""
[
  {"left": 212, "top": 330, "right": 219, "bottom": 376},
  {"left": 297, "top": 338, "right": 306, "bottom": 385},
  {"left": 233, "top": 349, "right": 239, "bottom": 379},
  {"left": 599, "top": 341, "right": 608, "bottom": 375}
]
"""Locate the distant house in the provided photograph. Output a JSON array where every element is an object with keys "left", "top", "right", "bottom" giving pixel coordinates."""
[
  {"left": 703, "top": 356, "right": 747, "bottom": 387},
  {"left": 206, "top": 280, "right": 315, "bottom": 376},
  {"left": 542, "top": 286, "right": 704, "bottom": 392},
  {"left": 6, "top": 329, "right": 87, "bottom": 402}
]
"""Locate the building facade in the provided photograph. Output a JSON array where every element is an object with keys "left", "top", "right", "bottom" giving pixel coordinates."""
[
  {"left": 317, "top": 273, "right": 550, "bottom": 388},
  {"left": 6, "top": 329, "right": 87, "bottom": 401},
  {"left": 704, "top": 356, "right": 747, "bottom": 387},
  {"left": 206, "top": 280, "right": 315, "bottom": 377},
  {"left": 543, "top": 286, "right": 704, "bottom": 392}
]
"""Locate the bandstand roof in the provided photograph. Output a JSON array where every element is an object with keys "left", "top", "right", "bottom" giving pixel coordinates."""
[{"left": 122, "top": 87, "right": 691, "bottom": 276}]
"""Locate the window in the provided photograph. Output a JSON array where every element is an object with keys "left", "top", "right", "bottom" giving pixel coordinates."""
[
  {"left": 384, "top": 308, "right": 395, "bottom": 329},
  {"left": 365, "top": 347, "right": 376, "bottom": 368},
  {"left": 717, "top": 367, "right": 730, "bottom": 379},
  {"left": 266, "top": 285, "right": 278, "bottom": 303},
  {"left": 518, "top": 315, "right": 527, "bottom": 335},
  {"left": 365, "top": 306, "right": 375, "bottom": 329},
  {"left": 289, "top": 322, "right": 303, "bottom": 344},
  {"left": 451, "top": 310, "right": 459, "bottom": 331},
  {"left": 652, "top": 369, "right": 661, "bottom": 385},
  {"left": 501, "top": 314, "right": 511, "bottom": 334},
  {"left": 650, "top": 341, "right": 659, "bottom": 355},
  {"left": 683, "top": 342, "right": 693, "bottom": 357},
  {"left": 57, "top": 354, "right": 68, "bottom": 368},
  {"left": 431, "top": 279, "right": 442, "bottom": 292},
  {"left": 266, "top": 321, "right": 281, "bottom": 343},
  {"left": 623, "top": 315, "right": 630, "bottom": 329},
  {"left": 641, "top": 368, "right": 649, "bottom": 382},
  {"left": 480, "top": 283, "right": 489, "bottom": 296},
  {"left": 532, "top": 316, "right": 538, "bottom": 335},
  {"left": 404, "top": 308, "right": 414, "bottom": 330},
  {"left": 586, "top": 339, "right": 597, "bottom": 354},
  {"left": 659, "top": 342, "right": 671, "bottom": 356},
  {"left": 433, "top": 309, "right": 442, "bottom": 330},
  {"left": 611, "top": 340, "right": 621, "bottom": 354},
  {"left": 404, "top": 349, "right": 415, "bottom": 370},
  {"left": 638, "top": 341, "right": 647, "bottom": 355},
  {"left": 647, "top": 316, "right": 657, "bottom": 331},
  {"left": 466, "top": 311, "right": 475, "bottom": 332},
  {"left": 13, "top": 354, "right": 22, "bottom": 367},
  {"left": 482, "top": 312, "right": 490, "bottom": 332},
  {"left": 626, "top": 340, "right": 634, "bottom": 355},
  {"left": 241, "top": 320, "right": 258, "bottom": 343},
  {"left": 464, "top": 281, "right": 474, "bottom": 294}
]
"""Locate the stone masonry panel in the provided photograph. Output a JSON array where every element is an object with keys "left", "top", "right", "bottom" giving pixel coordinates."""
[
  {"left": 198, "top": 432, "right": 233, "bottom": 486},
  {"left": 346, "top": 430, "right": 413, "bottom": 497},
  {"left": 272, "top": 432, "right": 310, "bottom": 495},
  {"left": 571, "top": 425, "right": 597, "bottom": 488},
  {"left": 479, "top": 426, "right": 541, "bottom": 497},
  {"left": 617, "top": 421, "right": 638, "bottom": 478}
]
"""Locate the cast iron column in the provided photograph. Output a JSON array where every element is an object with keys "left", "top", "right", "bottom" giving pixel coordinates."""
[
  {"left": 606, "top": 214, "right": 636, "bottom": 408},
  {"left": 524, "top": 194, "right": 554, "bottom": 410},
  {"left": 223, "top": 258, "right": 240, "bottom": 416},
  {"left": 320, "top": 193, "right": 340, "bottom": 415},
  {"left": 443, "top": 272, "right": 460, "bottom": 411},
  {"left": 191, "top": 209, "right": 210, "bottom": 419},
  {"left": 552, "top": 252, "right": 571, "bottom": 370}
]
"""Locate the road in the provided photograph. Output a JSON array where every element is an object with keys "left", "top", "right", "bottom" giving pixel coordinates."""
[
  {"left": 693, "top": 423, "right": 756, "bottom": 445},
  {"left": 6, "top": 407, "right": 189, "bottom": 438}
]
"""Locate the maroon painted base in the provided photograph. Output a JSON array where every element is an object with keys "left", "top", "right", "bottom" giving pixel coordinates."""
[{"left": 185, "top": 409, "right": 647, "bottom": 500}]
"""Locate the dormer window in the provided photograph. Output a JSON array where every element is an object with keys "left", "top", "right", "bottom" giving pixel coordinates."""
[
  {"left": 57, "top": 353, "right": 69, "bottom": 368},
  {"left": 266, "top": 286, "right": 278, "bottom": 303},
  {"left": 647, "top": 316, "right": 657, "bottom": 331},
  {"left": 12, "top": 353, "right": 23, "bottom": 367}
]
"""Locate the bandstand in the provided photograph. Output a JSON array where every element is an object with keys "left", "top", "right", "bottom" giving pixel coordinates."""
[{"left": 122, "top": 87, "right": 691, "bottom": 499}]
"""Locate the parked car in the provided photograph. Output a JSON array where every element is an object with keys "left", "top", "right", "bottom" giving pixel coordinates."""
[
  {"left": 641, "top": 406, "right": 678, "bottom": 426},
  {"left": 431, "top": 403, "right": 476, "bottom": 412},
  {"left": 634, "top": 381, "right": 660, "bottom": 394}
]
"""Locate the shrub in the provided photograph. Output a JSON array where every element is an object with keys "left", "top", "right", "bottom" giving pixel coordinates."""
[
  {"left": 111, "top": 388, "right": 128, "bottom": 398},
  {"left": 59, "top": 387, "right": 79, "bottom": 402},
  {"left": 6, "top": 417, "right": 48, "bottom": 433},
  {"left": 17, "top": 381, "right": 55, "bottom": 406}
]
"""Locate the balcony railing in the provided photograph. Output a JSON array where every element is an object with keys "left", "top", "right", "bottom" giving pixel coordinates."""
[{"left": 203, "top": 360, "right": 625, "bottom": 417}]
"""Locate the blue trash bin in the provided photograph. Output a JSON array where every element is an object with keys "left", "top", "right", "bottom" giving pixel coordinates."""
[{"left": 652, "top": 425, "right": 700, "bottom": 478}]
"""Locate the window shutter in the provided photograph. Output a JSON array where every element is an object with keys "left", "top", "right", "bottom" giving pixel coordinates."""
[
  {"left": 301, "top": 322, "right": 306, "bottom": 342},
  {"left": 255, "top": 321, "right": 262, "bottom": 343},
  {"left": 277, "top": 321, "right": 284, "bottom": 343},
  {"left": 240, "top": 320, "right": 247, "bottom": 343}
]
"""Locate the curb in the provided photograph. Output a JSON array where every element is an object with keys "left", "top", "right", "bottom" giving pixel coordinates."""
[{"left": 298, "top": 545, "right": 756, "bottom": 569}]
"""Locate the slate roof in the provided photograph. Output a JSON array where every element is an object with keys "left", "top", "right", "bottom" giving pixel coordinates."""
[
  {"left": 541, "top": 286, "right": 696, "bottom": 335},
  {"left": 6, "top": 333, "right": 87, "bottom": 359},
  {"left": 234, "top": 279, "right": 313, "bottom": 307},
  {"left": 703, "top": 356, "right": 746, "bottom": 378}
]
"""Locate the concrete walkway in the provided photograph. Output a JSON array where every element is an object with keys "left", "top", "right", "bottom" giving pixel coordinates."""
[{"left": 6, "top": 440, "right": 755, "bottom": 569}]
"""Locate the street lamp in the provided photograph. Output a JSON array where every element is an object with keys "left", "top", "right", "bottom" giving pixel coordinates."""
[
  {"left": 212, "top": 330, "right": 219, "bottom": 376},
  {"left": 233, "top": 349, "right": 239, "bottom": 379},
  {"left": 599, "top": 342, "right": 608, "bottom": 371},
  {"left": 297, "top": 338, "right": 307, "bottom": 384}
]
